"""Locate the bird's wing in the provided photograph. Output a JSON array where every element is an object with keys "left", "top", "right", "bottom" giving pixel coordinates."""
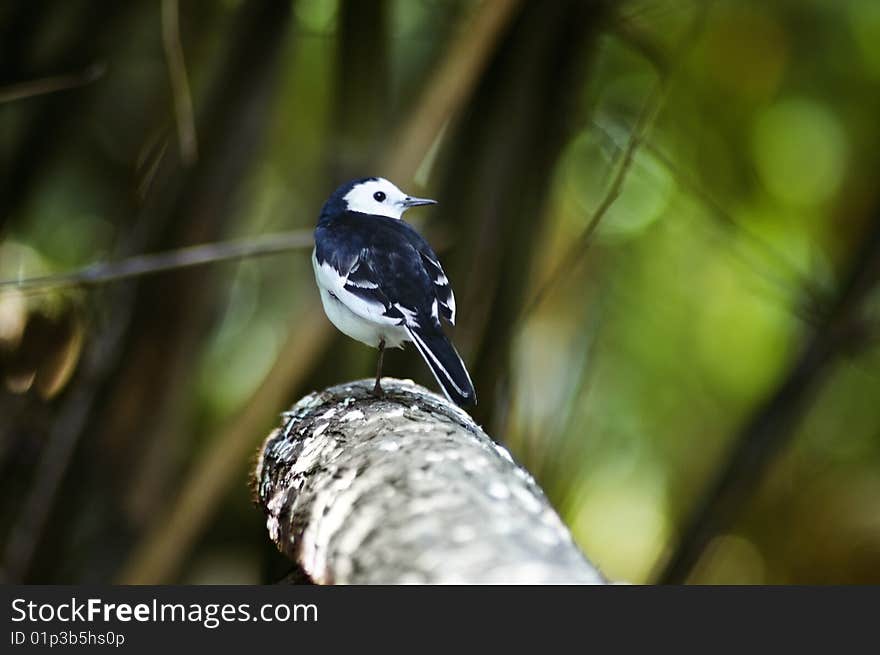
[
  {"left": 418, "top": 250, "right": 456, "bottom": 325},
  {"left": 345, "top": 248, "right": 473, "bottom": 405},
  {"left": 315, "top": 214, "right": 455, "bottom": 329},
  {"left": 342, "top": 255, "right": 409, "bottom": 324}
]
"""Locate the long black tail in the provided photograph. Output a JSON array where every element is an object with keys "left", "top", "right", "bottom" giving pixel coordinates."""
[{"left": 407, "top": 325, "right": 476, "bottom": 407}]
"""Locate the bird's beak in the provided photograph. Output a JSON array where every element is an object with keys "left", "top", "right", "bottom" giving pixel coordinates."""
[{"left": 402, "top": 196, "right": 438, "bottom": 208}]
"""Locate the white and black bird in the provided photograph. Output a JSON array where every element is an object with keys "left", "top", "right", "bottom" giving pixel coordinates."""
[{"left": 312, "top": 177, "right": 476, "bottom": 407}]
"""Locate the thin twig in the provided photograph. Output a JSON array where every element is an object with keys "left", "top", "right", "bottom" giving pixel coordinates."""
[
  {"left": 519, "top": 79, "right": 665, "bottom": 320},
  {"left": 586, "top": 119, "right": 823, "bottom": 324},
  {"left": 162, "top": 0, "right": 198, "bottom": 164},
  {"left": 0, "top": 64, "right": 106, "bottom": 105},
  {"left": 518, "top": 2, "right": 711, "bottom": 321},
  {"left": 0, "top": 230, "right": 313, "bottom": 296}
]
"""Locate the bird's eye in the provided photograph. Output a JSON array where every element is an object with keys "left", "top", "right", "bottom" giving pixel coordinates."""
[{"left": 373, "top": 191, "right": 386, "bottom": 202}]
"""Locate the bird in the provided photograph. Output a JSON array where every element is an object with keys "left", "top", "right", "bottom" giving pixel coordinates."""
[{"left": 312, "top": 177, "right": 476, "bottom": 407}]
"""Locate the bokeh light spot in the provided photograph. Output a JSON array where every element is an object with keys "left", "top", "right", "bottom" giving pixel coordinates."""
[
  {"left": 572, "top": 468, "right": 669, "bottom": 583},
  {"left": 295, "top": 0, "right": 337, "bottom": 33},
  {"left": 691, "top": 534, "right": 766, "bottom": 584},
  {"left": 562, "top": 129, "right": 675, "bottom": 242},
  {"left": 694, "top": 254, "right": 797, "bottom": 399}
]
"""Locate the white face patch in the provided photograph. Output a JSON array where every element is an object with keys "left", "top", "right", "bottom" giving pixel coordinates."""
[{"left": 343, "top": 178, "right": 410, "bottom": 219}]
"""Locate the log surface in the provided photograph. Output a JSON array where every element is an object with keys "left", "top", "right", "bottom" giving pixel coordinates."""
[{"left": 253, "top": 378, "right": 604, "bottom": 584}]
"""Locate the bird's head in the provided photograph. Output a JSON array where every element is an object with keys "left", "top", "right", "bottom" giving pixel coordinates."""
[{"left": 335, "top": 177, "right": 436, "bottom": 219}]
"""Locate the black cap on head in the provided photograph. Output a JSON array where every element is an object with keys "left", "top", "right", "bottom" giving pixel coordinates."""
[
  {"left": 318, "top": 177, "right": 378, "bottom": 223},
  {"left": 331, "top": 177, "right": 378, "bottom": 201}
]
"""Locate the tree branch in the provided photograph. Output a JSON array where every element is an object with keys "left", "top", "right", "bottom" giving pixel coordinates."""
[{"left": 253, "top": 378, "right": 605, "bottom": 584}]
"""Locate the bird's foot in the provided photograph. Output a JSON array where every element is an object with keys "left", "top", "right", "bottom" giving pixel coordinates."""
[{"left": 372, "top": 379, "right": 385, "bottom": 398}]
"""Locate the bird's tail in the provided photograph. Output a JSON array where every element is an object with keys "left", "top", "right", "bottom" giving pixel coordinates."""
[{"left": 407, "top": 325, "right": 476, "bottom": 407}]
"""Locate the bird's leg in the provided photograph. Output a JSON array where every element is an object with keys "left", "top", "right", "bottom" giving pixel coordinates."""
[{"left": 373, "top": 339, "right": 386, "bottom": 397}]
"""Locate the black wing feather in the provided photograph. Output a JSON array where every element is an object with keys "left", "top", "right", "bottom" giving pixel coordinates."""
[
  {"left": 342, "top": 254, "right": 405, "bottom": 323},
  {"left": 419, "top": 251, "right": 455, "bottom": 324}
]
